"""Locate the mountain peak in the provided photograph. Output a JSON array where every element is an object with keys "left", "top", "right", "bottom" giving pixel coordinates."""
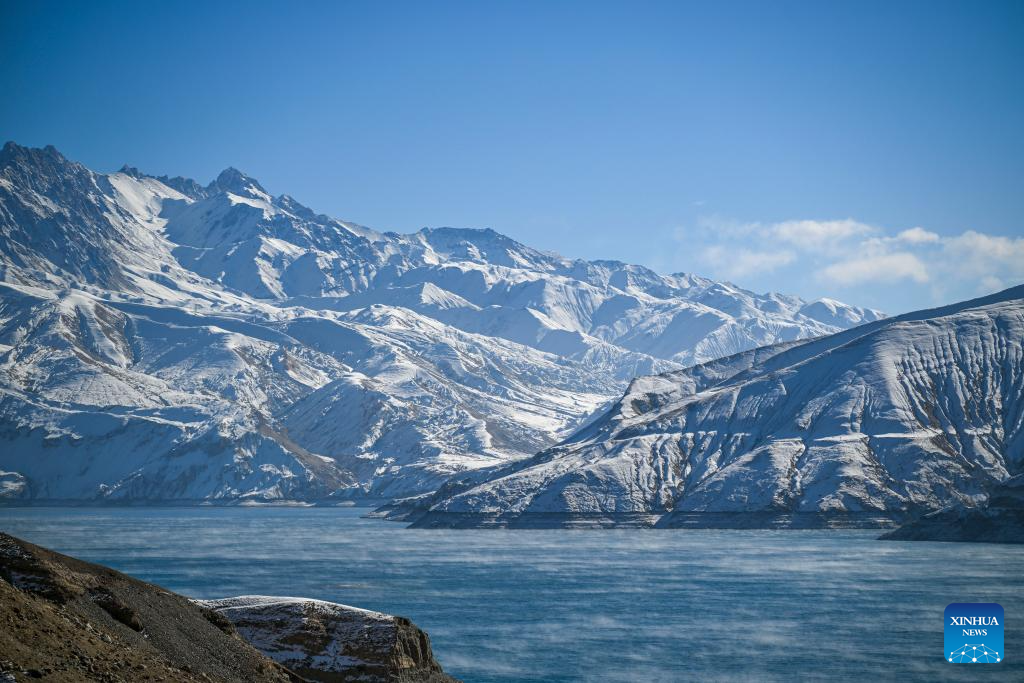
[
  {"left": 118, "top": 164, "right": 145, "bottom": 178},
  {"left": 1, "top": 141, "right": 68, "bottom": 168},
  {"left": 208, "top": 166, "right": 268, "bottom": 198},
  {"left": 0, "top": 142, "right": 93, "bottom": 194}
]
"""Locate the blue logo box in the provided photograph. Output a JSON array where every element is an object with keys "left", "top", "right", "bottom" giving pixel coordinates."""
[{"left": 945, "top": 603, "right": 1003, "bottom": 663}]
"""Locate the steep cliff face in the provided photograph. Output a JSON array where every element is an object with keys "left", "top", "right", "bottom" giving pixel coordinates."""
[
  {"left": 413, "top": 287, "right": 1024, "bottom": 527},
  {"left": 198, "top": 597, "right": 457, "bottom": 683},
  {"left": 0, "top": 533, "right": 458, "bottom": 682}
]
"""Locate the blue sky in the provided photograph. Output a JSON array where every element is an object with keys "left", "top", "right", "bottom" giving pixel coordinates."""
[{"left": 2, "top": 0, "right": 1022, "bottom": 313}]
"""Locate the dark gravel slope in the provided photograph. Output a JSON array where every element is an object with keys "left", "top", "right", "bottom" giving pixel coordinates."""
[{"left": 0, "top": 532, "right": 298, "bottom": 682}]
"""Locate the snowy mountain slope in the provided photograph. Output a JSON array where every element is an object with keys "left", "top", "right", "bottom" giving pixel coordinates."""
[
  {"left": 0, "top": 280, "right": 617, "bottom": 500},
  {"left": 0, "top": 141, "right": 880, "bottom": 501},
  {"left": 415, "top": 287, "right": 1024, "bottom": 526},
  {"left": 305, "top": 234, "right": 873, "bottom": 368},
  {"left": 0, "top": 281, "right": 358, "bottom": 500}
]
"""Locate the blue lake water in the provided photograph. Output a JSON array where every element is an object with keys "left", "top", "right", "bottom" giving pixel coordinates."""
[{"left": 1, "top": 507, "right": 1021, "bottom": 682}]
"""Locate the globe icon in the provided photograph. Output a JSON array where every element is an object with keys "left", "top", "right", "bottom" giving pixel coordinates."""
[{"left": 948, "top": 644, "right": 1000, "bottom": 663}]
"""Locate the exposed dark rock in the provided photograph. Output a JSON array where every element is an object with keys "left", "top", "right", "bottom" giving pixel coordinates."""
[
  {"left": 198, "top": 596, "right": 458, "bottom": 683},
  {"left": 880, "top": 475, "right": 1024, "bottom": 543},
  {"left": 0, "top": 533, "right": 458, "bottom": 681},
  {"left": 90, "top": 588, "right": 144, "bottom": 631}
]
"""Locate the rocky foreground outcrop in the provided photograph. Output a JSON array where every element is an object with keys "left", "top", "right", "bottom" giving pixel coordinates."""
[
  {"left": 0, "top": 533, "right": 456, "bottom": 682},
  {"left": 197, "top": 597, "right": 456, "bottom": 683},
  {"left": 880, "top": 475, "right": 1024, "bottom": 544}
]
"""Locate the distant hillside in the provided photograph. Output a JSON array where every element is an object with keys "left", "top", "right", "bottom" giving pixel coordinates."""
[{"left": 409, "top": 286, "right": 1023, "bottom": 528}]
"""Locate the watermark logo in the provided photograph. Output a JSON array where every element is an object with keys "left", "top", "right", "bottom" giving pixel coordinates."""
[{"left": 945, "top": 603, "right": 1003, "bottom": 663}]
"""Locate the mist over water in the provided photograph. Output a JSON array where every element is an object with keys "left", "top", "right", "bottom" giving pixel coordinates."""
[{"left": 2, "top": 507, "right": 1020, "bottom": 682}]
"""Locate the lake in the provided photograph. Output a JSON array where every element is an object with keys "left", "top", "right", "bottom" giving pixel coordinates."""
[{"left": 1, "top": 507, "right": 1020, "bottom": 682}]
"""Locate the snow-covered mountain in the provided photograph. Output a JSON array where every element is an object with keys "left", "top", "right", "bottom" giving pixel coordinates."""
[
  {"left": 411, "top": 287, "right": 1024, "bottom": 527},
  {"left": 0, "top": 142, "right": 881, "bottom": 502}
]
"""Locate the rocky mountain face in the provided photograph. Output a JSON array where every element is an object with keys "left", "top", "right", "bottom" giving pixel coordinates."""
[
  {"left": 198, "top": 597, "right": 456, "bottom": 683},
  {"left": 408, "top": 287, "right": 1024, "bottom": 528},
  {"left": 881, "top": 475, "right": 1024, "bottom": 544},
  {"left": 0, "top": 532, "right": 456, "bottom": 682},
  {"left": 0, "top": 141, "right": 880, "bottom": 502}
]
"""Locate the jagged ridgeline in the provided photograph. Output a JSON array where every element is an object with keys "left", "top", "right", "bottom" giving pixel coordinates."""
[{"left": 0, "top": 142, "right": 882, "bottom": 503}]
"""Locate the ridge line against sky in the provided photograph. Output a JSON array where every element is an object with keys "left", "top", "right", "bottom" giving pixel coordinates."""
[{"left": 1, "top": 0, "right": 1022, "bottom": 313}]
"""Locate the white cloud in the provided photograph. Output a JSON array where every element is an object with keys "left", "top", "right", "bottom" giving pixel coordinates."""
[
  {"left": 942, "top": 230, "right": 1024, "bottom": 279},
  {"left": 980, "top": 275, "right": 1006, "bottom": 293},
  {"left": 772, "top": 219, "right": 876, "bottom": 251},
  {"left": 671, "top": 214, "right": 1022, "bottom": 312},
  {"left": 702, "top": 245, "right": 795, "bottom": 279},
  {"left": 820, "top": 252, "right": 930, "bottom": 285},
  {"left": 895, "top": 227, "right": 940, "bottom": 244}
]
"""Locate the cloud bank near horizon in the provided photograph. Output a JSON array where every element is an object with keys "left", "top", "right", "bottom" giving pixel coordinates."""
[{"left": 665, "top": 217, "right": 1023, "bottom": 314}]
